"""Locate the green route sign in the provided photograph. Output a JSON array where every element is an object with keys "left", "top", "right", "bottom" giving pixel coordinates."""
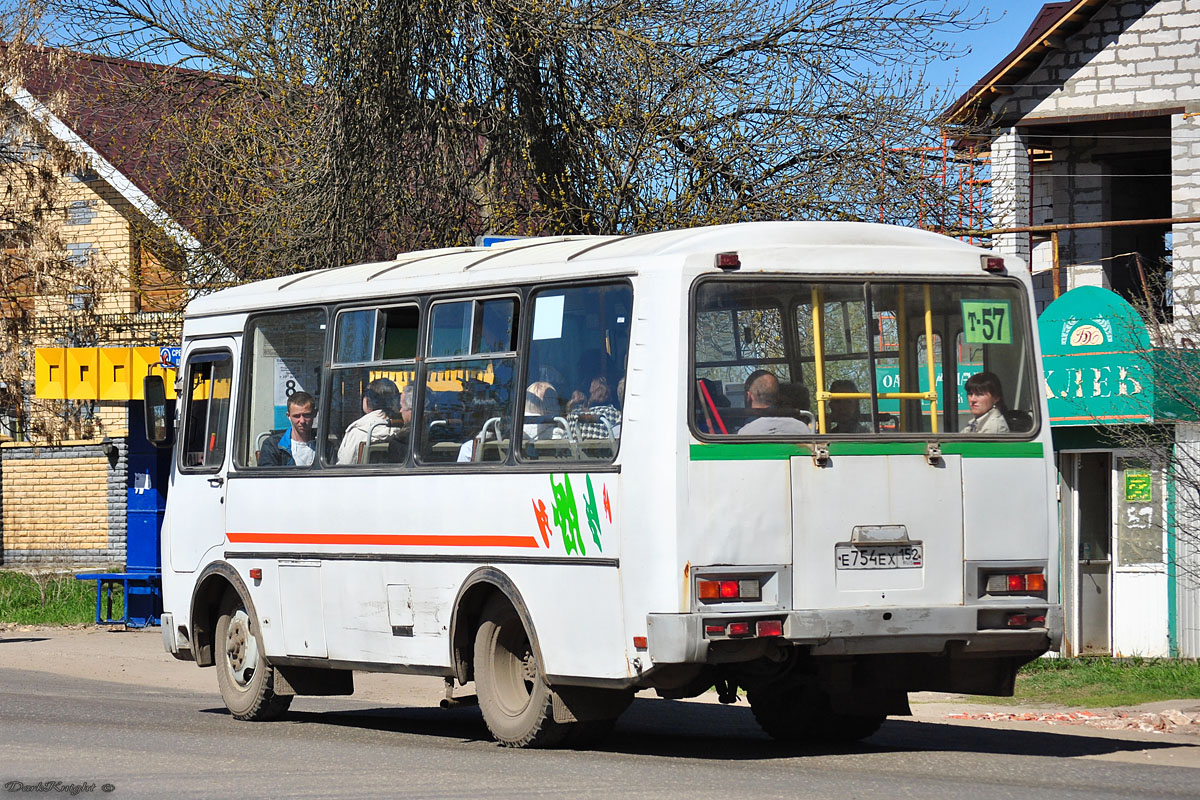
[{"left": 962, "top": 299, "right": 1013, "bottom": 344}]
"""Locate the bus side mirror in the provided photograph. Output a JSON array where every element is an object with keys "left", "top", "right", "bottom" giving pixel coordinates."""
[{"left": 144, "top": 375, "right": 173, "bottom": 448}]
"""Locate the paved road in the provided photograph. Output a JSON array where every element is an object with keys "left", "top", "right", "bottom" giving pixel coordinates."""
[{"left": 2, "top": 628, "right": 1200, "bottom": 798}]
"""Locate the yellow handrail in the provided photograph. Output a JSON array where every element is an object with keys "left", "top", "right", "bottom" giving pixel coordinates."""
[
  {"left": 923, "top": 284, "right": 939, "bottom": 434},
  {"left": 810, "top": 287, "right": 827, "bottom": 434},
  {"left": 897, "top": 286, "right": 907, "bottom": 431}
]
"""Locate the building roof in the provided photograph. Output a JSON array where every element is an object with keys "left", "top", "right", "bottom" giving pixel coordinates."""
[
  {"left": 185, "top": 221, "right": 996, "bottom": 319},
  {"left": 943, "top": 0, "right": 1109, "bottom": 125},
  {"left": 5, "top": 46, "right": 228, "bottom": 249}
]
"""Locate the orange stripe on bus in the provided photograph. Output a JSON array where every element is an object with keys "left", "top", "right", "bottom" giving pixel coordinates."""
[{"left": 226, "top": 532, "right": 542, "bottom": 548}]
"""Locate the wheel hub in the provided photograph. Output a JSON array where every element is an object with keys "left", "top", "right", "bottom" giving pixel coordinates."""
[{"left": 225, "top": 609, "right": 259, "bottom": 687}]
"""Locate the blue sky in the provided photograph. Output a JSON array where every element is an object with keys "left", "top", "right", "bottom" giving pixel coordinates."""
[{"left": 928, "top": 1, "right": 1051, "bottom": 95}]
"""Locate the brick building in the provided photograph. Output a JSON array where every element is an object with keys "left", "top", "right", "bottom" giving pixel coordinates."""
[
  {"left": 947, "top": 0, "right": 1200, "bottom": 656},
  {"left": 1, "top": 49, "right": 192, "bottom": 568}
]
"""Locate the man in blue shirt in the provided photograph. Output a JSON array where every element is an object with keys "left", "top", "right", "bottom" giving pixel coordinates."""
[{"left": 257, "top": 392, "right": 318, "bottom": 466}]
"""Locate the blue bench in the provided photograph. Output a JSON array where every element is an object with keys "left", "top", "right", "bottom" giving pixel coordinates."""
[{"left": 74, "top": 572, "right": 162, "bottom": 628}]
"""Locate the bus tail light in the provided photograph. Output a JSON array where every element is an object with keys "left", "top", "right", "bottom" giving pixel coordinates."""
[
  {"left": 756, "top": 620, "right": 783, "bottom": 637},
  {"left": 698, "top": 578, "right": 761, "bottom": 602},
  {"left": 985, "top": 571, "right": 1047, "bottom": 597},
  {"left": 705, "top": 619, "right": 784, "bottom": 639}
]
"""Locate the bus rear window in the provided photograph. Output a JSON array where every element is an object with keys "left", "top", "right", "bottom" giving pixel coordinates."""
[{"left": 693, "top": 278, "right": 1039, "bottom": 438}]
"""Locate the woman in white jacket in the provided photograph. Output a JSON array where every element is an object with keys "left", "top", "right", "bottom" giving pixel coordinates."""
[
  {"left": 337, "top": 378, "right": 407, "bottom": 464},
  {"left": 962, "top": 371, "right": 1010, "bottom": 435}
]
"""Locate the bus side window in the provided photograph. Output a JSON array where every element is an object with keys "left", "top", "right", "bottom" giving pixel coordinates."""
[
  {"left": 237, "top": 309, "right": 327, "bottom": 468},
  {"left": 522, "top": 283, "right": 632, "bottom": 462},
  {"left": 326, "top": 304, "right": 418, "bottom": 467},
  {"left": 419, "top": 296, "right": 519, "bottom": 465},
  {"left": 180, "top": 352, "right": 233, "bottom": 471}
]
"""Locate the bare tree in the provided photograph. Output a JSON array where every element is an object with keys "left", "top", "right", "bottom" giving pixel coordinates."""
[{"left": 27, "top": 0, "right": 983, "bottom": 277}]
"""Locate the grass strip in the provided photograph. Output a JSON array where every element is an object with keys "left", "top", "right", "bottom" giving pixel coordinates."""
[
  {"left": 0, "top": 570, "right": 120, "bottom": 625},
  {"left": 990, "top": 657, "right": 1200, "bottom": 708}
]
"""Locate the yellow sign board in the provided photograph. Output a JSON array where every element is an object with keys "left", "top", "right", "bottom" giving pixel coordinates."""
[{"left": 36, "top": 347, "right": 177, "bottom": 401}]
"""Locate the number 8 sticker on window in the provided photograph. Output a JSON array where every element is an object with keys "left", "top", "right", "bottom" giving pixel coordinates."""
[{"left": 961, "top": 299, "right": 1012, "bottom": 345}]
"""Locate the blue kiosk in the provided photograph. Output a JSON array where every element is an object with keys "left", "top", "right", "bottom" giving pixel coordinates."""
[{"left": 74, "top": 349, "right": 178, "bottom": 627}]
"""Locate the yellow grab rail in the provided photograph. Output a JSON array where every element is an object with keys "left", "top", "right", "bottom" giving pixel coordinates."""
[
  {"left": 923, "top": 284, "right": 939, "bottom": 434},
  {"left": 810, "top": 287, "right": 827, "bottom": 433}
]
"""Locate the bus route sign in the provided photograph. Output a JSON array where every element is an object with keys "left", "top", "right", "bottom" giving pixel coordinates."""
[{"left": 961, "top": 299, "right": 1012, "bottom": 345}]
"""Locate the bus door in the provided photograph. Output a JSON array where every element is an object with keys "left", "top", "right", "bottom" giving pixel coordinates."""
[
  {"left": 168, "top": 344, "right": 237, "bottom": 573},
  {"left": 791, "top": 452, "right": 964, "bottom": 609}
]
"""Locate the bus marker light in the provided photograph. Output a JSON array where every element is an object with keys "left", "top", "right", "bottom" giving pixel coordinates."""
[
  {"left": 982, "top": 256, "right": 1005, "bottom": 272},
  {"left": 698, "top": 580, "right": 720, "bottom": 600},
  {"left": 705, "top": 624, "right": 726, "bottom": 636},
  {"left": 715, "top": 252, "right": 741, "bottom": 271},
  {"left": 249, "top": 568, "right": 262, "bottom": 581},
  {"left": 728, "top": 621, "right": 752, "bottom": 637},
  {"left": 756, "top": 620, "right": 783, "bottom": 637},
  {"left": 719, "top": 580, "right": 740, "bottom": 598},
  {"left": 633, "top": 636, "right": 647, "bottom": 650}
]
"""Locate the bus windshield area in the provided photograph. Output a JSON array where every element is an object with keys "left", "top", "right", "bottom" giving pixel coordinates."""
[{"left": 693, "top": 278, "right": 1039, "bottom": 437}]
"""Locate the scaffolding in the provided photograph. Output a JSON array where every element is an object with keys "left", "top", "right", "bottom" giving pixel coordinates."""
[{"left": 880, "top": 133, "right": 992, "bottom": 244}]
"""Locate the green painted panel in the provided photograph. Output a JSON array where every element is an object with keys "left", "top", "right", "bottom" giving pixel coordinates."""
[{"left": 689, "top": 441, "right": 1044, "bottom": 461}]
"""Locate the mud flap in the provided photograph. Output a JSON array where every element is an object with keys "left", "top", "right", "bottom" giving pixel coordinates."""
[
  {"left": 273, "top": 665, "right": 355, "bottom": 696},
  {"left": 551, "top": 686, "right": 634, "bottom": 723}
]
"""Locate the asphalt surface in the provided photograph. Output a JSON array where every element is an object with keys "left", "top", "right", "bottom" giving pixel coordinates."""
[{"left": 2, "top": 627, "right": 1200, "bottom": 798}]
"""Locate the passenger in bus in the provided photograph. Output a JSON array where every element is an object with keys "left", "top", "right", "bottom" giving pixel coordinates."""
[
  {"left": 962, "top": 371, "right": 1010, "bottom": 434},
  {"left": 567, "top": 376, "right": 622, "bottom": 440},
  {"left": 828, "top": 379, "right": 868, "bottom": 434},
  {"left": 737, "top": 370, "right": 812, "bottom": 435},
  {"left": 336, "top": 378, "right": 407, "bottom": 465},
  {"left": 523, "top": 381, "right": 566, "bottom": 443},
  {"left": 257, "top": 391, "right": 318, "bottom": 467}
]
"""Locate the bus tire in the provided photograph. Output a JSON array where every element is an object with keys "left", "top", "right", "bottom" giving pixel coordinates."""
[
  {"left": 747, "top": 685, "right": 884, "bottom": 744},
  {"left": 473, "top": 594, "right": 565, "bottom": 748},
  {"left": 214, "top": 590, "right": 292, "bottom": 721}
]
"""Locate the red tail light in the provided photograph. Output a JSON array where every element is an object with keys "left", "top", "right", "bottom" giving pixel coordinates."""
[
  {"left": 727, "top": 621, "right": 752, "bottom": 637},
  {"left": 986, "top": 571, "right": 1048, "bottom": 596},
  {"left": 756, "top": 620, "right": 783, "bottom": 637}
]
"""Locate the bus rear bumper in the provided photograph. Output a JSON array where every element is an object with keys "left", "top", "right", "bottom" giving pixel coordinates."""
[{"left": 646, "top": 604, "right": 1063, "bottom": 665}]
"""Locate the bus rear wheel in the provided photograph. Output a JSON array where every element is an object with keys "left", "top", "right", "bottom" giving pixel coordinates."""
[
  {"left": 473, "top": 595, "right": 565, "bottom": 748},
  {"left": 214, "top": 590, "right": 292, "bottom": 721},
  {"left": 747, "top": 685, "right": 884, "bottom": 745}
]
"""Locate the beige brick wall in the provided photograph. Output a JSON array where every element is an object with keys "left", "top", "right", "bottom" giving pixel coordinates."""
[{"left": 1, "top": 453, "right": 110, "bottom": 551}]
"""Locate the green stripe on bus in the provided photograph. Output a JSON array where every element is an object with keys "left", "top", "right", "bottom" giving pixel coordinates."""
[{"left": 689, "top": 441, "right": 1044, "bottom": 460}]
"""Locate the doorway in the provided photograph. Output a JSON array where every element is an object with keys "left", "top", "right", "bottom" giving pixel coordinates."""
[{"left": 1067, "top": 451, "right": 1112, "bottom": 655}]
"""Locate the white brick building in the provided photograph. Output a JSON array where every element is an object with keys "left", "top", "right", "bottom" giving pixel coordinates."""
[{"left": 947, "top": 0, "right": 1200, "bottom": 657}]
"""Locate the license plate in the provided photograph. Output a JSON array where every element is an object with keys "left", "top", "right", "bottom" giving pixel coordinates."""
[{"left": 835, "top": 544, "right": 923, "bottom": 570}]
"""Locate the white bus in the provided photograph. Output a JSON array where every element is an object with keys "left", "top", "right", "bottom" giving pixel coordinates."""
[{"left": 147, "top": 221, "right": 1061, "bottom": 747}]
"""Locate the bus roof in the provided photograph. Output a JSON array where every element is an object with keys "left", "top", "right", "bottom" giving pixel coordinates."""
[{"left": 185, "top": 221, "right": 996, "bottom": 318}]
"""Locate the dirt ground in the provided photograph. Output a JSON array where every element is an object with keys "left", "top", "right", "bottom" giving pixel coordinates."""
[{"left": 4, "top": 623, "right": 1200, "bottom": 768}]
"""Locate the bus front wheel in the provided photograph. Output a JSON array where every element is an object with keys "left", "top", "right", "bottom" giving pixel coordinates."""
[
  {"left": 214, "top": 590, "right": 292, "bottom": 721},
  {"left": 473, "top": 595, "right": 565, "bottom": 748}
]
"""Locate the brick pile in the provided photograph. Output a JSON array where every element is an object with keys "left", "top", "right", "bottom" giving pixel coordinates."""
[{"left": 947, "top": 708, "right": 1200, "bottom": 735}]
